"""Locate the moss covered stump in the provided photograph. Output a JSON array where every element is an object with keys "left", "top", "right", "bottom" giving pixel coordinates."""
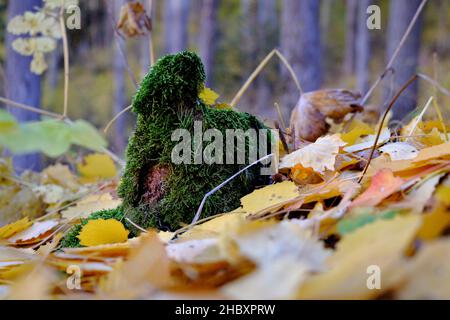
[{"left": 62, "top": 51, "right": 271, "bottom": 247}]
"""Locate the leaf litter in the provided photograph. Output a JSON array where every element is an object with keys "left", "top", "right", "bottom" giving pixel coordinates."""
[{"left": 0, "top": 92, "right": 449, "bottom": 299}]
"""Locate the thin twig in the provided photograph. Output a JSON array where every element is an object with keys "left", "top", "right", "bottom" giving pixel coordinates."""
[
  {"left": 358, "top": 75, "right": 419, "bottom": 183},
  {"left": 59, "top": 7, "right": 70, "bottom": 118},
  {"left": 274, "top": 102, "right": 287, "bottom": 129},
  {"left": 104, "top": 104, "right": 132, "bottom": 134},
  {"left": 147, "top": 0, "right": 155, "bottom": 66},
  {"left": 417, "top": 73, "right": 450, "bottom": 97},
  {"left": 361, "top": 0, "right": 428, "bottom": 105},
  {"left": 230, "top": 49, "right": 303, "bottom": 107},
  {"left": 0, "top": 96, "right": 62, "bottom": 119},
  {"left": 191, "top": 153, "right": 274, "bottom": 224},
  {"left": 407, "top": 96, "right": 433, "bottom": 137}
]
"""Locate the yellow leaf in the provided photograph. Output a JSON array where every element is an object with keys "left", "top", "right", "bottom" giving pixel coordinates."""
[
  {"left": 417, "top": 205, "right": 450, "bottom": 241},
  {"left": 413, "top": 140, "right": 450, "bottom": 163},
  {"left": 8, "top": 220, "right": 59, "bottom": 244},
  {"left": 199, "top": 87, "right": 219, "bottom": 105},
  {"left": 77, "top": 219, "right": 129, "bottom": 247},
  {"left": 436, "top": 185, "right": 450, "bottom": 207},
  {"left": 215, "top": 103, "right": 232, "bottom": 110},
  {"left": 0, "top": 218, "right": 32, "bottom": 239},
  {"left": 61, "top": 193, "right": 122, "bottom": 221},
  {"left": 77, "top": 153, "right": 117, "bottom": 183},
  {"left": 341, "top": 120, "right": 374, "bottom": 145},
  {"left": 397, "top": 239, "right": 450, "bottom": 299},
  {"left": 297, "top": 215, "right": 421, "bottom": 299},
  {"left": 240, "top": 181, "right": 299, "bottom": 215}
]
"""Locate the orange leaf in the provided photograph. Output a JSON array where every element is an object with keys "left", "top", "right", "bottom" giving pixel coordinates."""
[{"left": 350, "top": 169, "right": 405, "bottom": 208}]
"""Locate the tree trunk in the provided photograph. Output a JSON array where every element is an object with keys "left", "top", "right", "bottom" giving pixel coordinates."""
[
  {"left": 281, "top": 0, "right": 322, "bottom": 112},
  {"left": 112, "top": 0, "right": 129, "bottom": 155},
  {"left": 385, "top": 0, "right": 423, "bottom": 120},
  {"left": 164, "top": 0, "right": 190, "bottom": 54},
  {"left": 256, "top": 0, "right": 278, "bottom": 119},
  {"left": 5, "top": 0, "right": 43, "bottom": 173},
  {"left": 198, "top": 0, "right": 219, "bottom": 86},
  {"left": 344, "top": 0, "right": 358, "bottom": 75},
  {"left": 237, "top": 0, "right": 259, "bottom": 113},
  {"left": 355, "top": 0, "right": 371, "bottom": 95}
]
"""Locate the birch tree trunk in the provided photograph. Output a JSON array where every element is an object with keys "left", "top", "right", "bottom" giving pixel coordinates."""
[
  {"left": 5, "top": 0, "right": 43, "bottom": 173},
  {"left": 164, "top": 0, "right": 190, "bottom": 54},
  {"left": 199, "top": 0, "right": 219, "bottom": 86},
  {"left": 385, "top": 0, "right": 423, "bottom": 120},
  {"left": 281, "top": 0, "right": 322, "bottom": 112},
  {"left": 355, "top": 0, "right": 371, "bottom": 94}
]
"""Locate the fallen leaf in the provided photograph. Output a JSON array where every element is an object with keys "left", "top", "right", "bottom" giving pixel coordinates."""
[
  {"left": 340, "top": 119, "right": 374, "bottom": 145},
  {"left": 8, "top": 220, "right": 59, "bottom": 244},
  {"left": 240, "top": 181, "right": 299, "bottom": 215},
  {"left": 61, "top": 193, "right": 121, "bottom": 221},
  {"left": 413, "top": 140, "right": 450, "bottom": 163},
  {"left": 343, "top": 128, "right": 391, "bottom": 153},
  {"left": 77, "top": 219, "right": 129, "bottom": 247},
  {"left": 221, "top": 220, "right": 330, "bottom": 299},
  {"left": 77, "top": 153, "right": 117, "bottom": 183},
  {"left": 289, "top": 89, "right": 363, "bottom": 142},
  {"left": 350, "top": 169, "right": 405, "bottom": 208},
  {"left": 417, "top": 204, "right": 450, "bottom": 241},
  {"left": 297, "top": 215, "right": 421, "bottom": 299},
  {"left": 379, "top": 142, "right": 419, "bottom": 161},
  {"left": 279, "top": 134, "right": 346, "bottom": 173},
  {"left": 0, "top": 217, "right": 32, "bottom": 239},
  {"left": 398, "top": 239, "right": 450, "bottom": 299},
  {"left": 199, "top": 87, "right": 219, "bottom": 105},
  {"left": 101, "top": 232, "right": 172, "bottom": 298}
]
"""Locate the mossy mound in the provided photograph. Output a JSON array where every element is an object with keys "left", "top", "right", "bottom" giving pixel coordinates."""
[{"left": 62, "top": 51, "right": 271, "bottom": 247}]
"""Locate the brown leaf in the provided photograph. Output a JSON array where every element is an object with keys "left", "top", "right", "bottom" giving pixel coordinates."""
[
  {"left": 117, "top": 2, "right": 152, "bottom": 38},
  {"left": 289, "top": 89, "right": 363, "bottom": 143}
]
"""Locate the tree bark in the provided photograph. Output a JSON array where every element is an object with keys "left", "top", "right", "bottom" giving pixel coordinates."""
[
  {"left": 344, "top": 0, "right": 358, "bottom": 75},
  {"left": 198, "top": 0, "right": 219, "bottom": 86},
  {"left": 355, "top": 0, "right": 371, "bottom": 95},
  {"left": 5, "top": 0, "right": 43, "bottom": 173},
  {"left": 385, "top": 0, "right": 423, "bottom": 120},
  {"left": 112, "top": 0, "right": 129, "bottom": 155},
  {"left": 164, "top": 0, "right": 190, "bottom": 54},
  {"left": 256, "top": 0, "right": 278, "bottom": 118},
  {"left": 281, "top": 0, "right": 322, "bottom": 111}
]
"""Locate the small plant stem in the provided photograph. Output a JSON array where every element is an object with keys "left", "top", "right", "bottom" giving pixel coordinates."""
[{"left": 358, "top": 75, "right": 418, "bottom": 183}]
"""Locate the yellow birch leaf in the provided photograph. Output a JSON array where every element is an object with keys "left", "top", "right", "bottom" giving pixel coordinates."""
[
  {"left": 77, "top": 153, "right": 117, "bottom": 183},
  {"left": 77, "top": 219, "right": 129, "bottom": 247},
  {"left": 412, "top": 140, "right": 450, "bottom": 163},
  {"left": 240, "top": 181, "right": 299, "bottom": 215},
  {"left": 199, "top": 87, "right": 219, "bottom": 105},
  {"left": 0, "top": 217, "right": 32, "bottom": 239},
  {"left": 398, "top": 239, "right": 450, "bottom": 299},
  {"left": 61, "top": 193, "right": 122, "bottom": 221},
  {"left": 341, "top": 120, "right": 374, "bottom": 145},
  {"left": 297, "top": 215, "right": 421, "bottom": 299},
  {"left": 417, "top": 205, "right": 450, "bottom": 241}
]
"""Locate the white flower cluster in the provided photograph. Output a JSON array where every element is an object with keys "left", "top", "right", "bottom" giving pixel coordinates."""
[{"left": 7, "top": 0, "right": 78, "bottom": 75}]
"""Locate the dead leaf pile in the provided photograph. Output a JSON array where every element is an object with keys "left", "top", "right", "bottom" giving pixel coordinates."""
[{"left": 0, "top": 108, "right": 449, "bottom": 300}]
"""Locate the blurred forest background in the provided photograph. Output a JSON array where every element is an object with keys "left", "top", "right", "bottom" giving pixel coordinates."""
[{"left": 0, "top": 0, "right": 449, "bottom": 170}]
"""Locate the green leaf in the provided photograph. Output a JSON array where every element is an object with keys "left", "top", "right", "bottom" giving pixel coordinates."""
[
  {"left": 337, "top": 210, "right": 398, "bottom": 235},
  {"left": 70, "top": 120, "right": 107, "bottom": 152},
  {"left": 0, "top": 109, "right": 18, "bottom": 133}
]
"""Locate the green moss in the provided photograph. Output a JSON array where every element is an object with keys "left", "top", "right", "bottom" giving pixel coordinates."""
[{"left": 62, "top": 51, "right": 270, "bottom": 246}]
